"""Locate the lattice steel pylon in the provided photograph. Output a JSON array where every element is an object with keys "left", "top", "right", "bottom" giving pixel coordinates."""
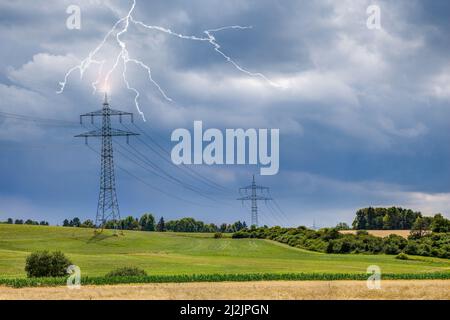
[
  {"left": 76, "top": 94, "right": 138, "bottom": 231},
  {"left": 237, "top": 175, "right": 272, "bottom": 227}
]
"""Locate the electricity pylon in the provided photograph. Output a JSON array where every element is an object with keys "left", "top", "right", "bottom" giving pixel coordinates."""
[
  {"left": 237, "top": 175, "right": 272, "bottom": 227},
  {"left": 76, "top": 93, "right": 138, "bottom": 231}
]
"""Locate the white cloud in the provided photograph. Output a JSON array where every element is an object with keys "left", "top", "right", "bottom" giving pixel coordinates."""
[
  {"left": 428, "top": 67, "right": 450, "bottom": 100},
  {"left": 282, "top": 170, "right": 450, "bottom": 217},
  {"left": 7, "top": 53, "right": 80, "bottom": 93}
]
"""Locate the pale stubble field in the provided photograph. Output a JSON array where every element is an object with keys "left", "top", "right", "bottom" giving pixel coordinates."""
[{"left": 1, "top": 280, "right": 449, "bottom": 300}]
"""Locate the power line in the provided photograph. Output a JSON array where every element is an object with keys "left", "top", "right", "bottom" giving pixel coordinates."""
[
  {"left": 266, "top": 200, "right": 289, "bottom": 226},
  {"left": 269, "top": 194, "right": 291, "bottom": 223},
  {"left": 244, "top": 200, "right": 279, "bottom": 226},
  {"left": 239, "top": 191, "right": 283, "bottom": 226},
  {"left": 0, "top": 111, "right": 77, "bottom": 124},
  {"left": 85, "top": 144, "right": 212, "bottom": 207},
  {"left": 0, "top": 111, "right": 79, "bottom": 128},
  {"left": 115, "top": 141, "right": 221, "bottom": 203},
  {"left": 129, "top": 122, "right": 233, "bottom": 193},
  {"left": 126, "top": 143, "right": 208, "bottom": 194},
  {"left": 92, "top": 122, "right": 231, "bottom": 205}
]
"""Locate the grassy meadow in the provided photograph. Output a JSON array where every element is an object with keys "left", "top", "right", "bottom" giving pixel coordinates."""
[{"left": 0, "top": 224, "right": 449, "bottom": 279}]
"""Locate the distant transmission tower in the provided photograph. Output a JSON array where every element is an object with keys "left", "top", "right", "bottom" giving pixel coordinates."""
[
  {"left": 237, "top": 175, "right": 272, "bottom": 227},
  {"left": 76, "top": 93, "right": 138, "bottom": 231}
]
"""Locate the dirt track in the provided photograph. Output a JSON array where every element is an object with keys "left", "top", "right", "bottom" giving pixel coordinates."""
[{"left": 1, "top": 280, "right": 449, "bottom": 300}]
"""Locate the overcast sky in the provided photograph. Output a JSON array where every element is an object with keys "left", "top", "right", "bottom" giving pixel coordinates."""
[{"left": 0, "top": 0, "right": 449, "bottom": 227}]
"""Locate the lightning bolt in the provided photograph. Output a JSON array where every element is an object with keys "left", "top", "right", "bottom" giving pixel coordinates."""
[{"left": 58, "top": 0, "right": 280, "bottom": 121}]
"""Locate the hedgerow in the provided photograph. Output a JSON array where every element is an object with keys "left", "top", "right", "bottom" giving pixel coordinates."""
[{"left": 232, "top": 226, "right": 450, "bottom": 259}]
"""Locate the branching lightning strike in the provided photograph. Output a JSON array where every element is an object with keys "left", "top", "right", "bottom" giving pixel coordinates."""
[{"left": 57, "top": 0, "right": 279, "bottom": 121}]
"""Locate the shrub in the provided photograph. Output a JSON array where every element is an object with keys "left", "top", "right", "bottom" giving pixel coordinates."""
[
  {"left": 417, "top": 243, "right": 432, "bottom": 256},
  {"left": 318, "top": 228, "right": 341, "bottom": 241},
  {"left": 404, "top": 242, "right": 418, "bottom": 256},
  {"left": 106, "top": 267, "right": 147, "bottom": 277},
  {"left": 396, "top": 252, "right": 409, "bottom": 260},
  {"left": 232, "top": 231, "right": 250, "bottom": 239},
  {"left": 25, "top": 251, "right": 72, "bottom": 278},
  {"left": 384, "top": 244, "right": 401, "bottom": 255},
  {"left": 214, "top": 232, "right": 223, "bottom": 239}
]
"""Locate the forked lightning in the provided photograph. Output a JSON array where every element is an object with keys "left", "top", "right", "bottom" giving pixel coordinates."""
[{"left": 57, "top": 0, "right": 279, "bottom": 121}]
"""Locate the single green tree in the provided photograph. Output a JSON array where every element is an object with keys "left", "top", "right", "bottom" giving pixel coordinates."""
[
  {"left": 139, "top": 213, "right": 156, "bottom": 231},
  {"left": 430, "top": 214, "right": 450, "bottom": 233},
  {"left": 81, "top": 219, "right": 94, "bottom": 228},
  {"left": 156, "top": 217, "right": 166, "bottom": 232},
  {"left": 72, "top": 217, "right": 81, "bottom": 227}
]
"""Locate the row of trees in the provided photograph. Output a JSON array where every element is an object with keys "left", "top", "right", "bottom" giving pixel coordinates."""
[
  {"left": 351, "top": 207, "right": 450, "bottom": 232},
  {"left": 63, "top": 214, "right": 164, "bottom": 231},
  {"left": 62, "top": 214, "right": 247, "bottom": 233},
  {"left": 165, "top": 218, "right": 247, "bottom": 233},
  {"left": 410, "top": 214, "right": 450, "bottom": 235},
  {"left": 339, "top": 212, "right": 450, "bottom": 234},
  {"left": 1, "top": 218, "right": 49, "bottom": 226},
  {"left": 353, "top": 207, "right": 423, "bottom": 230},
  {"left": 102, "top": 214, "right": 162, "bottom": 231}
]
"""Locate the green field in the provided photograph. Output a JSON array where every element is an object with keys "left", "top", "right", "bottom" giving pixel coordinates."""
[{"left": 0, "top": 224, "right": 449, "bottom": 279}]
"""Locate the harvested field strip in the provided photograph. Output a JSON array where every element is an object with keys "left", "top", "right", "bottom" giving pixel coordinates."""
[{"left": 1, "top": 280, "right": 449, "bottom": 300}]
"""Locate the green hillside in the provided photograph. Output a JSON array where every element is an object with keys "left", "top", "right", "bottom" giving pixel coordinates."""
[{"left": 0, "top": 224, "right": 449, "bottom": 278}]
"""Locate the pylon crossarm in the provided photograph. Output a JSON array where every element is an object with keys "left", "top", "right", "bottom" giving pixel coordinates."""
[
  {"left": 107, "top": 108, "right": 133, "bottom": 117},
  {"left": 80, "top": 109, "right": 103, "bottom": 117},
  {"left": 75, "top": 128, "right": 139, "bottom": 138},
  {"left": 109, "top": 128, "right": 139, "bottom": 137},
  {"left": 80, "top": 109, "right": 133, "bottom": 118},
  {"left": 75, "top": 129, "right": 102, "bottom": 137},
  {"left": 255, "top": 196, "right": 272, "bottom": 201}
]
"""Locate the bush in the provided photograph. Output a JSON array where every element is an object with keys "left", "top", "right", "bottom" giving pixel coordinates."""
[
  {"left": 396, "top": 252, "right": 409, "bottom": 260},
  {"left": 25, "top": 251, "right": 72, "bottom": 278},
  {"left": 232, "top": 231, "right": 251, "bottom": 238},
  {"left": 214, "top": 232, "right": 223, "bottom": 239},
  {"left": 106, "top": 267, "right": 147, "bottom": 277},
  {"left": 404, "top": 242, "right": 418, "bottom": 256},
  {"left": 384, "top": 244, "right": 401, "bottom": 255}
]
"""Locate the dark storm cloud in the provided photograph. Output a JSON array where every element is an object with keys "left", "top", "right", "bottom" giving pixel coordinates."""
[{"left": 0, "top": 0, "right": 449, "bottom": 226}]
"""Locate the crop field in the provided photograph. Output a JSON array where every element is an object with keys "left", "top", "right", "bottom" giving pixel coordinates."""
[
  {"left": 340, "top": 230, "right": 412, "bottom": 238},
  {"left": 0, "top": 224, "right": 449, "bottom": 281}
]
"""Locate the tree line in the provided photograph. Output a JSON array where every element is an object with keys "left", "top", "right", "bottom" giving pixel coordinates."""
[
  {"left": 62, "top": 214, "right": 247, "bottom": 233},
  {"left": 351, "top": 207, "right": 449, "bottom": 231},
  {"left": 165, "top": 218, "right": 247, "bottom": 233},
  {"left": 1, "top": 218, "right": 49, "bottom": 226}
]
